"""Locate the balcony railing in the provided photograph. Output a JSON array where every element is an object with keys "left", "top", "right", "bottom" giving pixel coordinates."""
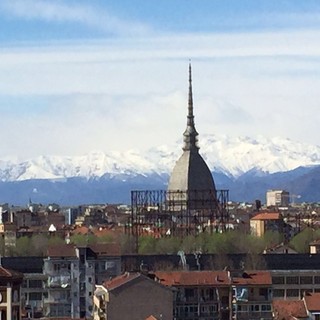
[{"left": 47, "top": 275, "right": 71, "bottom": 288}]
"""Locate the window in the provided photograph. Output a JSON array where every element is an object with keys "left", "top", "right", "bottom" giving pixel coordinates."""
[
  {"left": 273, "top": 289, "right": 285, "bottom": 297},
  {"left": 286, "top": 276, "right": 299, "bottom": 284},
  {"left": 29, "top": 293, "right": 42, "bottom": 301},
  {"left": 300, "top": 276, "right": 313, "bottom": 285},
  {"left": 287, "top": 289, "right": 299, "bottom": 297},
  {"left": 259, "top": 288, "right": 268, "bottom": 297},
  {"left": 237, "top": 305, "right": 248, "bottom": 312},
  {"left": 272, "top": 276, "right": 285, "bottom": 284},
  {"left": 315, "top": 276, "right": 320, "bottom": 284},
  {"left": 53, "top": 264, "right": 60, "bottom": 272},
  {"left": 261, "top": 304, "right": 272, "bottom": 311},
  {"left": 29, "top": 280, "right": 43, "bottom": 288},
  {"left": 250, "top": 305, "right": 260, "bottom": 312}
]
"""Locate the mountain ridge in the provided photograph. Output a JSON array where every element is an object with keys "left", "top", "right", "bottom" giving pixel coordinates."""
[
  {"left": 1, "top": 134, "right": 320, "bottom": 205},
  {"left": 1, "top": 134, "right": 320, "bottom": 182}
]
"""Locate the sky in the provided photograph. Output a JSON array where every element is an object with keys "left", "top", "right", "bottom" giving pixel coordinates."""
[{"left": 1, "top": 0, "right": 320, "bottom": 158}]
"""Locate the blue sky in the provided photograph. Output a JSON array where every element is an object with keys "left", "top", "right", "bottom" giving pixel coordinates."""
[{"left": 1, "top": 0, "right": 320, "bottom": 158}]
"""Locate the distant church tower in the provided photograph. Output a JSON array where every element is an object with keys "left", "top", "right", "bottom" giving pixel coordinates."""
[{"left": 168, "top": 63, "right": 216, "bottom": 209}]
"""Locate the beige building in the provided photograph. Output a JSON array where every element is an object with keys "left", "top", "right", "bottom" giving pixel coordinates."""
[
  {"left": 250, "top": 212, "right": 283, "bottom": 237},
  {"left": 0, "top": 265, "right": 23, "bottom": 320},
  {"left": 266, "top": 190, "right": 289, "bottom": 207}
]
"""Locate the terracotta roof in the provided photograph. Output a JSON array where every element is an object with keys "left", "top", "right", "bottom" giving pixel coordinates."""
[
  {"left": 273, "top": 300, "right": 308, "bottom": 319},
  {"left": 232, "top": 271, "right": 272, "bottom": 286},
  {"left": 145, "top": 316, "right": 158, "bottom": 320},
  {"left": 47, "top": 244, "right": 76, "bottom": 258},
  {"left": 0, "top": 266, "right": 23, "bottom": 280},
  {"left": 304, "top": 292, "right": 320, "bottom": 312},
  {"left": 154, "top": 271, "right": 231, "bottom": 287},
  {"left": 103, "top": 272, "right": 141, "bottom": 290},
  {"left": 71, "top": 226, "right": 90, "bottom": 235},
  {"left": 251, "top": 212, "right": 281, "bottom": 221}
]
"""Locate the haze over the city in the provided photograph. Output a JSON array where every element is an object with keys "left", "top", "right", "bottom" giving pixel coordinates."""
[{"left": 1, "top": 0, "right": 320, "bottom": 159}]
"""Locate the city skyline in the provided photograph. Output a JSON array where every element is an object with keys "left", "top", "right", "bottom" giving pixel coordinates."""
[{"left": 1, "top": 0, "right": 320, "bottom": 158}]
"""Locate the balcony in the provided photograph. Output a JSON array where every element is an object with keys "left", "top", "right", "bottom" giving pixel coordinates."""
[
  {"left": 43, "top": 296, "right": 70, "bottom": 304},
  {"left": 47, "top": 275, "right": 71, "bottom": 288}
]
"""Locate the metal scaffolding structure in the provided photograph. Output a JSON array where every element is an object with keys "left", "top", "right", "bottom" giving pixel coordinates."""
[{"left": 126, "top": 189, "right": 229, "bottom": 252}]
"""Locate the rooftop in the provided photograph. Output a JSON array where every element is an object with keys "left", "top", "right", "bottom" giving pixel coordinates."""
[
  {"left": 154, "top": 271, "right": 230, "bottom": 286},
  {"left": 273, "top": 300, "right": 308, "bottom": 319},
  {"left": 251, "top": 212, "right": 282, "bottom": 221},
  {"left": 103, "top": 272, "right": 141, "bottom": 291},
  {"left": 304, "top": 292, "right": 320, "bottom": 312}
]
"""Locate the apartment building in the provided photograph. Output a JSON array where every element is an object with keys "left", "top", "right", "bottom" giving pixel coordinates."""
[
  {"left": 266, "top": 190, "right": 290, "bottom": 207},
  {"left": 152, "top": 269, "right": 273, "bottom": 320},
  {"left": 93, "top": 272, "right": 173, "bottom": 320},
  {"left": 43, "top": 244, "right": 80, "bottom": 318},
  {"left": 272, "top": 270, "right": 320, "bottom": 300},
  {"left": 230, "top": 270, "right": 273, "bottom": 320},
  {"left": 43, "top": 243, "right": 121, "bottom": 318}
]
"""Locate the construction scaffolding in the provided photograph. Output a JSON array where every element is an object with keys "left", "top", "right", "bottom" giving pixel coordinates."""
[{"left": 126, "top": 189, "right": 229, "bottom": 252}]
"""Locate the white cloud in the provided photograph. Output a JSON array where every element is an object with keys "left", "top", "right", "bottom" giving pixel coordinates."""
[
  {"left": 1, "top": 29, "right": 320, "bottom": 157},
  {"left": 0, "top": 0, "right": 150, "bottom": 36}
]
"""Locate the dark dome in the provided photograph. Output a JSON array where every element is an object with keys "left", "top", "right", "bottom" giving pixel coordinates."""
[{"left": 168, "top": 150, "right": 216, "bottom": 192}]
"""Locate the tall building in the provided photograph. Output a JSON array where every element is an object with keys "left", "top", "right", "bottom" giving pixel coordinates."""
[
  {"left": 266, "top": 190, "right": 289, "bottom": 207},
  {"left": 168, "top": 63, "right": 216, "bottom": 209}
]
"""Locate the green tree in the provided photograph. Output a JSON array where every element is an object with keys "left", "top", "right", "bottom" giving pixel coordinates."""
[
  {"left": 31, "top": 234, "right": 49, "bottom": 256},
  {"left": 155, "top": 237, "right": 181, "bottom": 254},
  {"left": 263, "top": 231, "right": 284, "bottom": 249},
  {"left": 48, "top": 235, "right": 65, "bottom": 247},
  {"left": 138, "top": 236, "right": 157, "bottom": 254},
  {"left": 14, "top": 236, "right": 33, "bottom": 256},
  {"left": 119, "top": 234, "right": 136, "bottom": 254},
  {"left": 290, "top": 228, "right": 314, "bottom": 253},
  {"left": 97, "top": 234, "right": 115, "bottom": 244},
  {"left": 70, "top": 234, "right": 97, "bottom": 246}
]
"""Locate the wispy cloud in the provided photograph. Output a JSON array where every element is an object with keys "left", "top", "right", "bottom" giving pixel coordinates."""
[
  {"left": 0, "top": 0, "right": 151, "bottom": 36},
  {"left": 1, "top": 25, "right": 320, "bottom": 156}
]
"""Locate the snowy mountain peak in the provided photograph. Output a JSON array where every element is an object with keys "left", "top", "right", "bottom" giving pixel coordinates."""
[{"left": 1, "top": 134, "right": 320, "bottom": 182}]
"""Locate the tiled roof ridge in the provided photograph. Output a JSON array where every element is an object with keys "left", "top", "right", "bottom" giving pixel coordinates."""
[{"left": 103, "top": 272, "right": 141, "bottom": 290}]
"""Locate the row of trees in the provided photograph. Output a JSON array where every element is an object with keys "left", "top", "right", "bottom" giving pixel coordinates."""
[{"left": 0, "top": 227, "right": 318, "bottom": 257}]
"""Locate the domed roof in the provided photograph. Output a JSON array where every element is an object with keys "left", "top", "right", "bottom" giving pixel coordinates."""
[
  {"left": 168, "top": 63, "right": 216, "bottom": 197},
  {"left": 168, "top": 150, "right": 216, "bottom": 192}
]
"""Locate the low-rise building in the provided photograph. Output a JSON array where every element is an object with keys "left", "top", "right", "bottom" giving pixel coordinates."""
[
  {"left": 250, "top": 212, "right": 283, "bottom": 237},
  {"left": 93, "top": 272, "right": 173, "bottom": 320},
  {"left": 231, "top": 270, "right": 273, "bottom": 320},
  {"left": 0, "top": 265, "right": 23, "bottom": 320},
  {"left": 154, "top": 270, "right": 231, "bottom": 320},
  {"left": 272, "top": 270, "right": 320, "bottom": 300}
]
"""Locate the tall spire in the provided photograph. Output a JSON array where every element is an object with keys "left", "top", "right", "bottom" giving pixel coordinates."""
[{"left": 183, "top": 62, "right": 199, "bottom": 151}]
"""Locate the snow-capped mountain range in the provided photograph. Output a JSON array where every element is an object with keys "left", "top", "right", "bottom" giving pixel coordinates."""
[
  {"left": 1, "top": 134, "right": 320, "bottom": 205},
  {"left": 1, "top": 134, "right": 320, "bottom": 182}
]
